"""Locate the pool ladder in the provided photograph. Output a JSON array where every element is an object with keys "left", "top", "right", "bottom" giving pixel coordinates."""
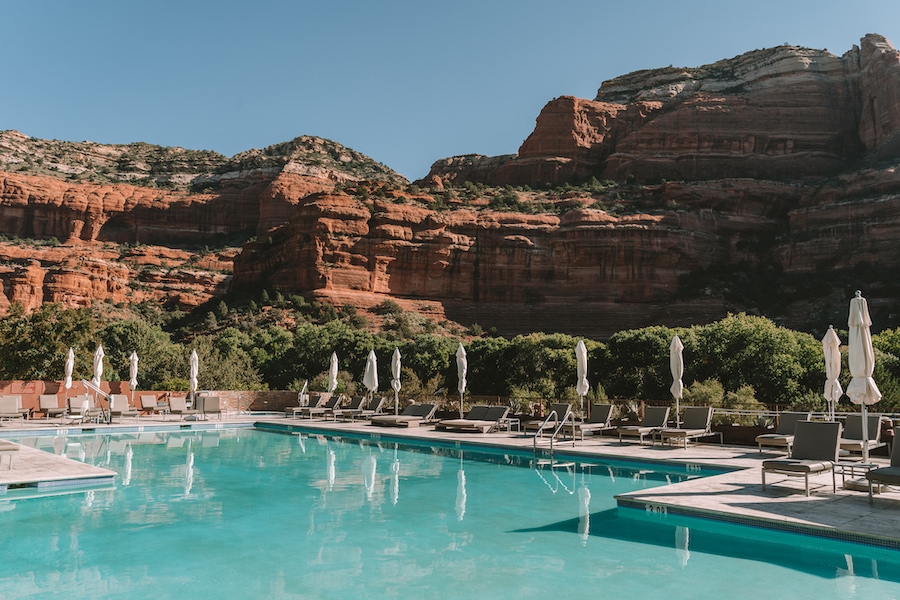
[{"left": 532, "top": 408, "right": 576, "bottom": 458}]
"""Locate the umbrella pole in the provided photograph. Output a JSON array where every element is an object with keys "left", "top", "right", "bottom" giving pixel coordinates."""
[
  {"left": 460, "top": 392, "right": 464, "bottom": 418},
  {"left": 676, "top": 397, "right": 680, "bottom": 428},
  {"left": 862, "top": 404, "right": 870, "bottom": 463},
  {"left": 394, "top": 389, "right": 398, "bottom": 415}
]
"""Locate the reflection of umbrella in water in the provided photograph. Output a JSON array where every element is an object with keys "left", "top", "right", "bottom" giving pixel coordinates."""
[
  {"left": 326, "top": 448, "right": 335, "bottom": 492},
  {"left": 296, "top": 433, "right": 306, "bottom": 453},
  {"left": 185, "top": 440, "right": 194, "bottom": 496},
  {"left": 577, "top": 481, "right": 591, "bottom": 545},
  {"left": 676, "top": 526, "right": 690, "bottom": 567},
  {"left": 362, "top": 454, "right": 376, "bottom": 501},
  {"left": 455, "top": 453, "right": 467, "bottom": 521},
  {"left": 124, "top": 444, "right": 133, "bottom": 486},
  {"left": 390, "top": 448, "right": 400, "bottom": 506},
  {"left": 847, "top": 291, "right": 882, "bottom": 463}
]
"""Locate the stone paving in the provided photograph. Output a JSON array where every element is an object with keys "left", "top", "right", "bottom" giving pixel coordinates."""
[{"left": 3, "top": 412, "right": 900, "bottom": 547}]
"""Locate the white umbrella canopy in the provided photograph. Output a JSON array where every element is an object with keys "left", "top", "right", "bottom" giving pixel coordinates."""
[
  {"left": 129, "top": 351, "right": 139, "bottom": 404},
  {"left": 64, "top": 347, "right": 74, "bottom": 395},
  {"left": 822, "top": 325, "right": 844, "bottom": 422},
  {"left": 847, "top": 291, "right": 882, "bottom": 462},
  {"left": 363, "top": 350, "right": 378, "bottom": 396},
  {"left": 391, "top": 348, "right": 402, "bottom": 415},
  {"left": 189, "top": 349, "right": 199, "bottom": 401},
  {"left": 670, "top": 335, "right": 685, "bottom": 427},
  {"left": 328, "top": 352, "right": 339, "bottom": 393},
  {"left": 91, "top": 345, "right": 104, "bottom": 388},
  {"left": 456, "top": 343, "right": 467, "bottom": 418},
  {"left": 575, "top": 340, "right": 590, "bottom": 418}
]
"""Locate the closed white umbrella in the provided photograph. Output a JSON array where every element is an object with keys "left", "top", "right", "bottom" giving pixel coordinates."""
[
  {"left": 822, "top": 325, "right": 843, "bottom": 422},
  {"left": 189, "top": 349, "right": 199, "bottom": 403},
  {"left": 363, "top": 350, "right": 378, "bottom": 400},
  {"left": 575, "top": 340, "right": 590, "bottom": 419},
  {"left": 91, "top": 345, "right": 104, "bottom": 389},
  {"left": 129, "top": 351, "right": 139, "bottom": 406},
  {"left": 670, "top": 335, "right": 685, "bottom": 428},
  {"left": 92, "top": 345, "right": 106, "bottom": 422},
  {"left": 456, "top": 343, "right": 467, "bottom": 418},
  {"left": 391, "top": 348, "right": 402, "bottom": 415},
  {"left": 64, "top": 347, "right": 74, "bottom": 402},
  {"left": 328, "top": 352, "right": 339, "bottom": 393},
  {"left": 847, "top": 291, "right": 882, "bottom": 462}
]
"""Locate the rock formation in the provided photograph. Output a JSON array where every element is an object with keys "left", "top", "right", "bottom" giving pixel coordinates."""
[
  {"left": 422, "top": 34, "right": 900, "bottom": 186},
  {"left": 5, "top": 36, "right": 900, "bottom": 338}
]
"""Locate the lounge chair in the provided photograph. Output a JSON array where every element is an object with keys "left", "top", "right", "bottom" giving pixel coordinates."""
[
  {"left": 0, "top": 440, "right": 19, "bottom": 469},
  {"left": 169, "top": 396, "right": 200, "bottom": 421},
  {"left": 436, "top": 406, "right": 510, "bottom": 433},
  {"left": 563, "top": 404, "right": 615, "bottom": 440},
  {"left": 109, "top": 394, "right": 140, "bottom": 422},
  {"left": 328, "top": 395, "right": 365, "bottom": 420},
  {"left": 761, "top": 420, "right": 842, "bottom": 496},
  {"left": 654, "top": 406, "right": 720, "bottom": 448},
  {"left": 295, "top": 394, "right": 342, "bottom": 419},
  {"left": 289, "top": 392, "right": 332, "bottom": 419},
  {"left": 197, "top": 395, "right": 223, "bottom": 420},
  {"left": 839, "top": 413, "right": 885, "bottom": 457},
  {"left": 755, "top": 412, "right": 810, "bottom": 455},
  {"left": 370, "top": 403, "right": 437, "bottom": 428},
  {"left": 358, "top": 396, "right": 385, "bottom": 419},
  {"left": 66, "top": 394, "right": 103, "bottom": 423},
  {"left": 140, "top": 394, "right": 169, "bottom": 416},
  {"left": 617, "top": 406, "right": 670, "bottom": 445},
  {"left": 0, "top": 395, "right": 28, "bottom": 421},
  {"left": 39, "top": 394, "right": 66, "bottom": 419},
  {"left": 524, "top": 403, "right": 573, "bottom": 436},
  {"left": 866, "top": 427, "right": 900, "bottom": 504}
]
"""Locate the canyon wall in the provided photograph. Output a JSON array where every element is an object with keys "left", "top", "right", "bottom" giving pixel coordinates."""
[{"left": 422, "top": 34, "right": 900, "bottom": 187}]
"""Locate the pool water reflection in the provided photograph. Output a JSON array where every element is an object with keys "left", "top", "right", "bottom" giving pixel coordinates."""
[{"left": 1, "top": 428, "right": 899, "bottom": 599}]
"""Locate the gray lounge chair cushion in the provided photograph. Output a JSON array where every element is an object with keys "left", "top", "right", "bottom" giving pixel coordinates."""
[
  {"left": 762, "top": 421, "right": 842, "bottom": 474},
  {"left": 867, "top": 467, "right": 900, "bottom": 486},
  {"left": 761, "top": 458, "right": 834, "bottom": 473},
  {"left": 618, "top": 406, "right": 670, "bottom": 435}
]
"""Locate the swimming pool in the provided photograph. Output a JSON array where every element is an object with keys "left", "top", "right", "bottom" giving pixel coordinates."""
[{"left": 1, "top": 428, "right": 899, "bottom": 598}]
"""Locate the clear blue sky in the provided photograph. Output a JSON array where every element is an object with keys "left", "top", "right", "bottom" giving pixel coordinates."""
[{"left": 2, "top": 1, "right": 898, "bottom": 180}]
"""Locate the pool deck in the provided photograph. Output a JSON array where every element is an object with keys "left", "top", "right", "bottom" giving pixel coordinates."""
[{"left": 3, "top": 413, "right": 900, "bottom": 548}]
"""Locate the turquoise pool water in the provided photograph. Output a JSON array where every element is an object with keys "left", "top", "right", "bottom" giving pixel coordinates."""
[{"left": 2, "top": 428, "right": 900, "bottom": 598}]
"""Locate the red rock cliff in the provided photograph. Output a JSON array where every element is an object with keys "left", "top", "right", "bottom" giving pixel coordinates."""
[{"left": 422, "top": 34, "right": 900, "bottom": 186}]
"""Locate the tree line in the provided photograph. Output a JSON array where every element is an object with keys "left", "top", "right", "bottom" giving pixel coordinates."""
[{"left": 2, "top": 303, "right": 899, "bottom": 412}]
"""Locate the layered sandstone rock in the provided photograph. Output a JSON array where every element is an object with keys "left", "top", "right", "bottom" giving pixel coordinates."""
[{"left": 422, "top": 34, "right": 900, "bottom": 186}]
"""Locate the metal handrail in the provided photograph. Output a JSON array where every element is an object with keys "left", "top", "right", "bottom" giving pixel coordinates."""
[{"left": 532, "top": 409, "right": 577, "bottom": 455}]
